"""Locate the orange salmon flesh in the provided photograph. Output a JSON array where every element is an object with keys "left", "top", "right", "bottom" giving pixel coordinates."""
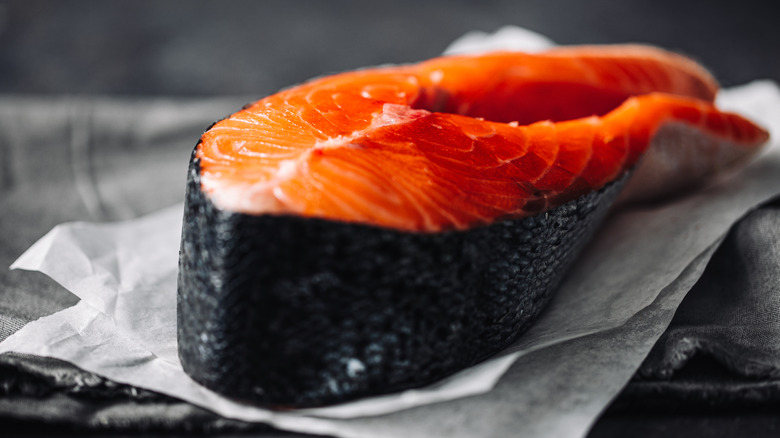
[{"left": 196, "top": 45, "right": 769, "bottom": 232}]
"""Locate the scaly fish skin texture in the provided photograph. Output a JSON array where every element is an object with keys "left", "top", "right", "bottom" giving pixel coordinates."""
[
  {"left": 196, "top": 45, "right": 768, "bottom": 232},
  {"left": 178, "top": 155, "right": 629, "bottom": 407}
]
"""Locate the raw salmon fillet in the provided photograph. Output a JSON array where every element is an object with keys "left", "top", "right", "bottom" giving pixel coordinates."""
[
  {"left": 178, "top": 45, "right": 769, "bottom": 407},
  {"left": 196, "top": 45, "right": 768, "bottom": 231}
]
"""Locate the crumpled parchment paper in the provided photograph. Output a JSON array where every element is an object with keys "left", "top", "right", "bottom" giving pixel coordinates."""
[{"left": 2, "top": 26, "right": 780, "bottom": 438}]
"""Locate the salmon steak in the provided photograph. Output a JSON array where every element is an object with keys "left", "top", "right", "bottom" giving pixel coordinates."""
[{"left": 177, "top": 45, "right": 769, "bottom": 407}]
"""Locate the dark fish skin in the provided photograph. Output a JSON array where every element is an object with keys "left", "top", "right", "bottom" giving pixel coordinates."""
[{"left": 177, "top": 148, "right": 629, "bottom": 407}]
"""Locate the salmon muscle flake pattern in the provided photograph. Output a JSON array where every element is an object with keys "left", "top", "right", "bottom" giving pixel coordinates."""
[{"left": 196, "top": 45, "right": 769, "bottom": 232}]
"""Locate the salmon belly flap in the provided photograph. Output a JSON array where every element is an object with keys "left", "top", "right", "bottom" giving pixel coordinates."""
[{"left": 177, "top": 45, "right": 769, "bottom": 406}]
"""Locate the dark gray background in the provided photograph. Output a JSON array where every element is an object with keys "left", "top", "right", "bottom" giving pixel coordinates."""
[
  {"left": 1, "top": 0, "right": 778, "bottom": 96},
  {"left": 1, "top": 0, "right": 779, "bottom": 437}
]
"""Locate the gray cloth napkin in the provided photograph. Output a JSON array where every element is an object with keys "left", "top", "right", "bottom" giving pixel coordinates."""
[
  {"left": 642, "top": 200, "right": 780, "bottom": 381},
  {"left": 625, "top": 198, "right": 780, "bottom": 409},
  {"left": 0, "top": 95, "right": 248, "bottom": 341},
  {"left": 1, "top": 96, "right": 779, "bottom": 434}
]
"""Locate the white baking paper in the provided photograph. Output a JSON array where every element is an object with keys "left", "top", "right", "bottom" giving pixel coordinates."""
[
  {"left": 443, "top": 25, "right": 555, "bottom": 54},
  {"left": 3, "top": 27, "right": 780, "bottom": 438}
]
